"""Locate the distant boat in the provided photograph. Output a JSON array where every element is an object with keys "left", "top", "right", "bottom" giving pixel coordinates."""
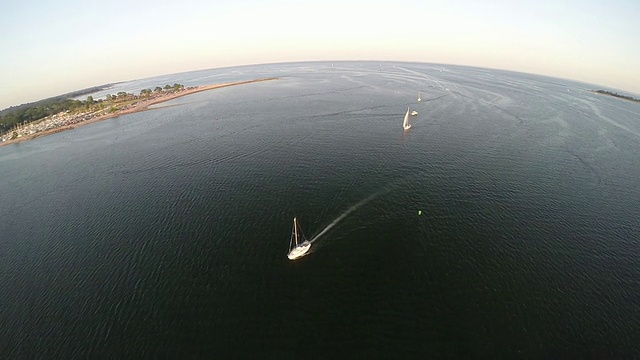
[
  {"left": 287, "top": 217, "right": 311, "bottom": 260},
  {"left": 411, "top": 110, "right": 418, "bottom": 116},
  {"left": 417, "top": 91, "right": 421, "bottom": 102},
  {"left": 403, "top": 107, "right": 412, "bottom": 130}
]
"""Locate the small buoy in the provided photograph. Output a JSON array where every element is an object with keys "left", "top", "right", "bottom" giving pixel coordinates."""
[{"left": 418, "top": 210, "right": 422, "bottom": 216}]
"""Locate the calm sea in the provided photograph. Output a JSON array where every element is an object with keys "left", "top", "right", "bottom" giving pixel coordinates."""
[{"left": 1, "top": 62, "right": 639, "bottom": 357}]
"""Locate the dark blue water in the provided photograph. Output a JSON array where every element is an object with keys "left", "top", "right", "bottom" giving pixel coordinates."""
[{"left": 1, "top": 62, "right": 639, "bottom": 357}]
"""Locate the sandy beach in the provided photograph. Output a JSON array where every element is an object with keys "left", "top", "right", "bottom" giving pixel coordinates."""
[{"left": 0, "top": 78, "right": 277, "bottom": 147}]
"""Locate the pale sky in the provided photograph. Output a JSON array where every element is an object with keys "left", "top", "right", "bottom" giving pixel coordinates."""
[{"left": 1, "top": 0, "right": 639, "bottom": 109}]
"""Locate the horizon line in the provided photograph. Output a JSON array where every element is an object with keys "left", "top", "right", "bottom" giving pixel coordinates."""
[{"left": 2, "top": 60, "right": 639, "bottom": 111}]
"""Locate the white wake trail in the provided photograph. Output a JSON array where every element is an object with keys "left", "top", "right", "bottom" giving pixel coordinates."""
[{"left": 309, "top": 190, "right": 385, "bottom": 243}]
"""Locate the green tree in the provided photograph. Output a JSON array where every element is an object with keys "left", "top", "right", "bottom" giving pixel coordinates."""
[
  {"left": 68, "top": 100, "right": 83, "bottom": 112},
  {"left": 86, "top": 96, "right": 94, "bottom": 105},
  {"left": 164, "top": 85, "right": 171, "bottom": 90},
  {"left": 154, "top": 86, "right": 163, "bottom": 92}
]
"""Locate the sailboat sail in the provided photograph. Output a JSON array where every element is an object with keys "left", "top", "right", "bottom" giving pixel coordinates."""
[{"left": 403, "top": 107, "right": 411, "bottom": 130}]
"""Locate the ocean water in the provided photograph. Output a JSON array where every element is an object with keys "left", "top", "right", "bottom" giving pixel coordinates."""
[{"left": 1, "top": 61, "right": 639, "bottom": 357}]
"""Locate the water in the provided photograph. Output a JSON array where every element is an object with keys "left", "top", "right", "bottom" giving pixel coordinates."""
[
  {"left": 1, "top": 62, "right": 639, "bottom": 357},
  {"left": 310, "top": 187, "right": 392, "bottom": 244}
]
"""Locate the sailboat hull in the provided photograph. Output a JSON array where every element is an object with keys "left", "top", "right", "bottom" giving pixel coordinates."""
[{"left": 287, "top": 241, "right": 311, "bottom": 260}]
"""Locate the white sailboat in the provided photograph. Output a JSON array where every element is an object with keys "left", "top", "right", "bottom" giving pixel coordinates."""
[
  {"left": 287, "top": 217, "right": 311, "bottom": 260},
  {"left": 403, "top": 107, "right": 412, "bottom": 130},
  {"left": 417, "top": 91, "right": 421, "bottom": 102}
]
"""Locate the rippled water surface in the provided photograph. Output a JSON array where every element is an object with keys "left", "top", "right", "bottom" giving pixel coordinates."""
[{"left": 1, "top": 62, "right": 639, "bottom": 357}]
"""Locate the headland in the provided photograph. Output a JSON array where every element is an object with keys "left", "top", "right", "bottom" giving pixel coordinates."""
[
  {"left": 590, "top": 89, "right": 640, "bottom": 103},
  {"left": 0, "top": 78, "right": 277, "bottom": 147}
]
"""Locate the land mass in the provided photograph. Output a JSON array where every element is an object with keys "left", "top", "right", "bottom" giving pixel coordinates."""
[
  {"left": 0, "top": 78, "right": 277, "bottom": 147},
  {"left": 0, "top": 83, "right": 119, "bottom": 117},
  {"left": 591, "top": 89, "right": 640, "bottom": 103}
]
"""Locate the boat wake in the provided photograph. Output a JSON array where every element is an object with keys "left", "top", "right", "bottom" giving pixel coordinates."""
[{"left": 309, "top": 188, "right": 390, "bottom": 244}]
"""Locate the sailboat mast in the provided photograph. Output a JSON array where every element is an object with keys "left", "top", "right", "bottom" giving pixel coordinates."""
[{"left": 293, "top": 217, "right": 299, "bottom": 246}]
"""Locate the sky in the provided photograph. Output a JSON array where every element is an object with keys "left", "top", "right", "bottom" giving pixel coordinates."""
[{"left": 1, "top": 0, "right": 639, "bottom": 109}]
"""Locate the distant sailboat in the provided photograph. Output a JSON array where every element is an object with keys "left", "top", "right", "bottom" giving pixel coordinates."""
[
  {"left": 287, "top": 217, "right": 311, "bottom": 260},
  {"left": 417, "top": 91, "right": 421, "bottom": 102},
  {"left": 403, "top": 107, "right": 412, "bottom": 130}
]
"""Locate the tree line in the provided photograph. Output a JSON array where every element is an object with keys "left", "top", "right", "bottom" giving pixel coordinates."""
[
  {"left": 0, "top": 84, "right": 185, "bottom": 133},
  {"left": 594, "top": 90, "right": 640, "bottom": 103}
]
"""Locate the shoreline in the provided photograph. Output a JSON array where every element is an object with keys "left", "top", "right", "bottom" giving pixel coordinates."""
[
  {"left": 590, "top": 89, "right": 640, "bottom": 103},
  {"left": 0, "top": 77, "right": 277, "bottom": 147}
]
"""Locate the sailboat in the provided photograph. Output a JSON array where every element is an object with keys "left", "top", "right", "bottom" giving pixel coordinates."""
[
  {"left": 403, "top": 107, "right": 412, "bottom": 130},
  {"left": 287, "top": 217, "right": 311, "bottom": 260},
  {"left": 417, "top": 91, "right": 422, "bottom": 102}
]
